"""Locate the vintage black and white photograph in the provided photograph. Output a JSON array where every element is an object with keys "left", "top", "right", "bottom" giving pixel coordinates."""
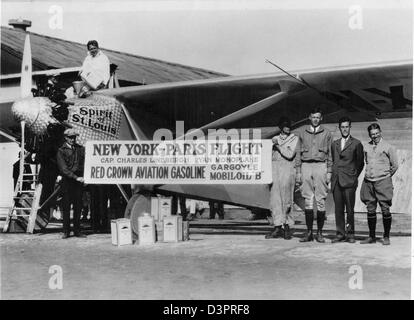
[{"left": 0, "top": 0, "right": 412, "bottom": 303}]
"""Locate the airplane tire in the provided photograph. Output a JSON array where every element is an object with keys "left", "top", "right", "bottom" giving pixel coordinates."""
[{"left": 124, "top": 192, "right": 152, "bottom": 241}]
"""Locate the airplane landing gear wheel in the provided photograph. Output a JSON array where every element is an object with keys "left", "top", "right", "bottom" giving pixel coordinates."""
[{"left": 124, "top": 192, "right": 152, "bottom": 241}]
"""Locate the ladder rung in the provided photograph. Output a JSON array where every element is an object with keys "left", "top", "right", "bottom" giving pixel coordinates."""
[
  {"left": 12, "top": 207, "right": 32, "bottom": 210},
  {"left": 18, "top": 190, "right": 35, "bottom": 193},
  {"left": 13, "top": 214, "right": 31, "bottom": 217},
  {"left": 23, "top": 173, "right": 38, "bottom": 176}
]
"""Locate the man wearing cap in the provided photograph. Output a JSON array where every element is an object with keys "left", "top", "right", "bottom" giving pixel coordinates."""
[
  {"left": 57, "top": 128, "right": 86, "bottom": 238},
  {"left": 79, "top": 40, "right": 110, "bottom": 95}
]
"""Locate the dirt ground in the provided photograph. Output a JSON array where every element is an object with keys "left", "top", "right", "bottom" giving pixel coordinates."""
[{"left": 0, "top": 215, "right": 411, "bottom": 300}]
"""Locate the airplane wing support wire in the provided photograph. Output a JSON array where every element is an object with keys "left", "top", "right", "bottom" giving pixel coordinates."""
[
  {"left": 197, "top": 91, "right": 288, "bottom": 131},
  {"left": 265, "top": 59, "right": 377, "bottom": 121},
  {"left": 179, "top": 89, "right": 298, "bottom": 140},
  {"left": 265, "top": 59, "right": 326, "bottom": 98},
  {"left": 0, "top": 129, "right": 17, "bottom": 142}
]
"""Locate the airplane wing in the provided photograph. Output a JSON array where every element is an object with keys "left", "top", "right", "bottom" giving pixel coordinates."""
[
  {"left": 0, "top": 66, "right": 81, "bottom": 108},
  {"left": 6, "top": 35, "right": 409, "bottom": 227},
  {"left": 96, "top": 60, "right": 412, "bottom": 209},
  {"left": 100, "top": 60, "right": 412, "bottom": 141},
  {"left": 0, "top": 66, "right": 81, "bottom": 82}
]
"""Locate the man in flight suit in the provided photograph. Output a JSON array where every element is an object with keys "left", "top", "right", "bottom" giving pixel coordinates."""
[{"left": 295, "top": 107, "right": 333, "bottom": 243}]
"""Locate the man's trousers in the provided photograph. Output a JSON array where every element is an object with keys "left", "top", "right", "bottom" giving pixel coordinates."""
[
  {"left": 360, "top": 177, "right": 394, "bottom": 238},
  {"left": 333, "top": 183, "right": 356, "bottom": 237},
  {"left": 360, "top": 177, "right": 393, "bottom": 214},
  {"left": 61, "top": 180, "right": 83, "bottom": 235},
  {"left": 300, "top": 162, "right": 329, "bottom": 211}
]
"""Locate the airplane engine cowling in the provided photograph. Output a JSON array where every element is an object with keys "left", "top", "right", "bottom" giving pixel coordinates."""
[{"left": 11, "top": 97, "right": 59, "bottom": 135}]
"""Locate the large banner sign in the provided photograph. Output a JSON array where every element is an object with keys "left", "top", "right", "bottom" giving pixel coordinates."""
[{"left": 84, "top": 140, "right": 272, "bottom": 184}]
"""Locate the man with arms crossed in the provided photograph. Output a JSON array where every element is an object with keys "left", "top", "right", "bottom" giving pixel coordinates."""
[{"left": 331, "top": 117, "right": 364, "bottom": 243}]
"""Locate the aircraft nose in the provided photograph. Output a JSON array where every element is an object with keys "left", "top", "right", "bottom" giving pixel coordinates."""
[{"left": 12, "top": 96, "right": 59, "bottom": 135}]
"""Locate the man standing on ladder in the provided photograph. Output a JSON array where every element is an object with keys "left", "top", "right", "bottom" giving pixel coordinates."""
[{"left": 57, "top": 128, "right": 86, "bottom": 239}]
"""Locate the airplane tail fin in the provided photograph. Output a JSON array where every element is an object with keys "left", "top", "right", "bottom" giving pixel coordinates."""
[{"left": 20, "top": 34, "right": 33, "bottom": 98}]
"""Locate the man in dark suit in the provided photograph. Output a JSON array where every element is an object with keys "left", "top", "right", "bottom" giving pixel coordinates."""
[
  {"left": 57, "top": 128, "right": 86, "bottom": 239},
  {"left": 331, "top": 117, "right": 364, "bottom": 243}
]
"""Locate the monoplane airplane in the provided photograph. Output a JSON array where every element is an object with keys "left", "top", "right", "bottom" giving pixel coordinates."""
[{"left": 1, "top": 34, "right": 412, "bottom": 232}]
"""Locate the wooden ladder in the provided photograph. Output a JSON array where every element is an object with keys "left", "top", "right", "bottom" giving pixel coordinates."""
[{"left": 2, "top": 121, "right": 42, "bottom": 234}]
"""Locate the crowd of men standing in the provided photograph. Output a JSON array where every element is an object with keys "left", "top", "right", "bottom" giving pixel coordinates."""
[
  {"left": 50, "top": 105, "right": 400, "bottom": 242},
  {"left": 266, "top": 107, "right": 399, "bottom": 246},
  {"left": 30, "top": 39, "right": 400, "bottom": 243}
]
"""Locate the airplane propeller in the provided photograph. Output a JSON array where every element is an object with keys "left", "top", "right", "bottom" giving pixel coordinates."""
[
  {"left": 20, "top": 34, "right": 33, "bottom": 98},
  {"left": 12, "top": 35, "right": 60, "bottom": 137}
]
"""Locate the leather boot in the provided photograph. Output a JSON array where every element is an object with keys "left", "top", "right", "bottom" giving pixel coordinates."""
[
  {"left": 265, "top": 226, "right": 284, "bottom": 239},
  {"left": 315, "top": 211, "right": 326, "bottom": 243},
  {"left": 284, "top": 224, "right": 292, "bottom": 240},
  {"left": 304, "top": 209, "right": 314, "bottom": 230},
  {"left": 361, "top": 212, "right": 377, "bottom": 244},
  {"left": 299, "top": 209, "right": 314, "bottom": 242},
  {"left": 316, "top": 211, "right": 325, "bottom": 230},
  {"left": 383, "top": 214, "right": 392, "bottom": 239},
  {"left": 367, "top": 211, "right": 377, "bottom": 239}
]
